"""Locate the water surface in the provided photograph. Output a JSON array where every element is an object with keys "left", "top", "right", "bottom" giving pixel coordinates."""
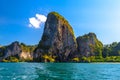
[{"left": 0, "top": 63, "right": 120, "bottom": 80}]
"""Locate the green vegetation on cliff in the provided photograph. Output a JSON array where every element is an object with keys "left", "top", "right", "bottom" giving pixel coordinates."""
[
  {"left": 3, "top": 56, "right": 19, "bottom": 62},
  {"left": 20, "top": 43, "right": 36, "bottom": 53}
]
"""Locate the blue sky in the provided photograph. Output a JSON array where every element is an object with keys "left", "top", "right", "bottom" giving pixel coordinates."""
[{"left": 0, "top": 0, "right": 120, "bottom": 45}]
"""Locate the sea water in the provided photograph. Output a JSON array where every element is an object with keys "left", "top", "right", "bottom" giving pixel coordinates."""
[{"left": 0, "top": 63, "right": 120, "bottom": 80}]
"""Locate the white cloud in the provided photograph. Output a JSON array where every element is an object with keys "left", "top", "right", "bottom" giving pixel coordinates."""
[
  {"left": 36, "top": 14, "right": 47, "bottom": 22},
  {"left": 29, "top": 14, "right": 47, "bottom": 29}
]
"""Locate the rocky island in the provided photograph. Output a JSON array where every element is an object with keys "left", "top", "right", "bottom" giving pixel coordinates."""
[{"left": 0, "top": 12, "right": 120, "bottom": 62}]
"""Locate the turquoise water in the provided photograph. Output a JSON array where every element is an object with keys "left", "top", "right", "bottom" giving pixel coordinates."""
[{"left": 0, "top": 63, "right": 120, "bottom": 80}]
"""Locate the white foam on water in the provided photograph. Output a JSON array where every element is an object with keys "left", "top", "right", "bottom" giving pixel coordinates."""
[{"left": 22, "top": 75, "right": 27, "bottom": 79}]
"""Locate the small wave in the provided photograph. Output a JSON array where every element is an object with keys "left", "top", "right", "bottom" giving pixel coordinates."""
[
  {"left": 22, "top": 75, "right": 27, "bottom": 79},
  {"left": 12, "top": 75, "right": 28, "bottom": 80}
]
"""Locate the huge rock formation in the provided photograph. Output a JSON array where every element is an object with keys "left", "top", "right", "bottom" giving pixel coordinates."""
[
  {"left": 76, "top": 33, "right": 103, "bottom": 57},
  {"left": 34, "top": 12, "right": 77, "bottom": 62}
]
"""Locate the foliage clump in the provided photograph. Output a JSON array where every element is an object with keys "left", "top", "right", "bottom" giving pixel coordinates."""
[
  {"left": 20, "top": 43, "right": 36, "bottom": 53},
  {"left": 42, "top": 54, "right": 56, "bottom": 62},
  {"left": 72, "top": 57, "right": 80, "bottom": 62},
  {"left": 2, "top": 56, "right": 19, "bottom": 62}
]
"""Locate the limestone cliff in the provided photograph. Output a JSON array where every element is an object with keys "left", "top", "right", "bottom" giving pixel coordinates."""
[
  {"left": 4, "top": 41, "right": 22, "bottom": 58},
  {"left": 0, "top": 41, "right": 34, "bottom": 62},
  {"left": 76, "top": 33, "right": 103, "bottom": 57},
  {"left": 34, "top": 12, "right": 77, "bottom": 62}
]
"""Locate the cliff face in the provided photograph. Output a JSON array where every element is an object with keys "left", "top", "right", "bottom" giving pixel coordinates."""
[
  {"left": 76, "top": 33, "right": 103, "bottom": 57},
  {"left": 0, "top": 41, "right": 34, "bottom": 62},
  {"left": 34, "top": 12, "right": 77, "bottom": 62},
  {"left": 4, "top": 41, "right": 22, "bottom": 58}
]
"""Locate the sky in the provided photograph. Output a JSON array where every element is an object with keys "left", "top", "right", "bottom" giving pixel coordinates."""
[{"left": 0, "top": 0, "right": 120, "bottom": 45}]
